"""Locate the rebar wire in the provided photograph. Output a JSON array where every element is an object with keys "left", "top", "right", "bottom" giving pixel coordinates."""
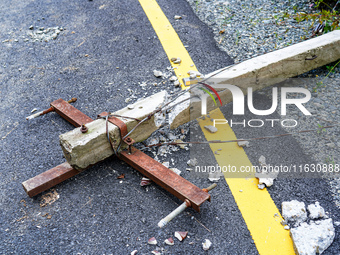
[{"left": 140, "top": 124, "right": 338, "bottom": 150}]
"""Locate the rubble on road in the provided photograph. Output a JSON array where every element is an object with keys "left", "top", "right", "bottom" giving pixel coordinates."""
[
  {"left": 187, "top": 158, "right": 198, "bottom": 167},
  {"left": 290, "top": 219, "right": 335, "bottom": 255},
  {"left": 204, "top": 125, "right": 218, "bottom": 133},
  {"left": 202, "top": 239, "right": 212, "bottom": 251},
  {"left": 282, "top": 200, "right": 307, "bottom": 226},
  {"left": 169, "top": 167, "right": 181, "bottom": 176},
  {"left": 237, "top": 140, "right": 249, "bottom": 148},
  {"left": 255, "top": 155, "right": 278, "bottom": 188},
  {"left": 153, "top": 70, "right": 163, "bottom": 78},
  {"left": 257, "top": 184, "right": 265, "bottom": 190},
  {"left": 281, "top": 199, "right": 336, "bottom": 254},
  {"left": 308, "top": 202, "right": 326, "bottom": 220},
  {"left": 208, "top": 171, "right": 221, "bottom": 182},
  {"left": 171, "top": 57, "right": 181, "bottom": 64}
]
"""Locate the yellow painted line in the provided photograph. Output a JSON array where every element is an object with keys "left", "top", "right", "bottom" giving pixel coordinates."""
[
  {"left": 198, "top": 109, "right": 295, "bottom": 255},
  {"left": 138, "top": 0, "right": 197, "bottom": 89},
  {"left": 139, "top": 1, "right": 295, "bottom": 254}
]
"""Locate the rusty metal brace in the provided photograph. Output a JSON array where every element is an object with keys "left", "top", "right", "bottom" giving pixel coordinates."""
[
  {"left": 23, "top": 99, "right": 216, "bottom": 227},
  {"left": 97, "top": 112, "right": 135, "bottom": 155}
]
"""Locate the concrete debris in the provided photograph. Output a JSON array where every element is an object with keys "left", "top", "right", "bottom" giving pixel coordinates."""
[
  {"left": 158, "top": 145, "right": 168, "bottom": 156},
  {"left": 257, "top": 184, "right": 265, "bottom": 190},
  {"left": 189, "top": 73, "right": 196, "bottom": 79},
  {"left": 169, "top": 76, "right": 177, "bottom": 82},
  {"left": 187, "top": 158, "right": 198, "bottom": 167},
  {"left": 174, "top": 231, "right": 188, "bottom": 241},
  {"left": 130, "top": 250, "right": 138, "bottom": 255},
  {"left": 334, "top": 221, "right": 340, "bottom": 226},
  {"left": 125, "top": 98, "right": 131, "bottom": 103},
  {"left": 173, "top": 80, "right": 180, "bottom": 87},
  {"left": 255, "top": 155, "right": 278, "bottom": 188},
  {"left": 282, "top": 200, "right": 307, "bottom": 226},
  {"left": 164, "top": 237, "right": 174, "bottom": 246},
  {"left": 237, "top": 140, "right": 250, "bottom": 147},
  {"left": 307, "top": 202, "right": 326, "bottom": 220},
  {"left": 174, "top": 15, "right": 182, "bottom": 20},
  {"left": 290, "top": 219, "right": 335, "bottom": 255},
  {"left": 29, "top": 26, "right": 63, "bottom": 42},
  {"left": 171, "top": 57, "right": 182, "bottom": 64},
  {"left": 187, "top": 70, "right": 202, "bottom": 77},
  {"left": 151, "top": 251, "right": 161, "bottom": 255},
  {"left": 202, "top": 239, "right": 212, "bottom": 251},
  {"left": 259, "top": 155, "right": 266, "bottom": 166},
  {"left": 31, "top": 108, "right": 38, "bottom": 113},
  {"left": 170, "top": 168, "right": 181, "bottom": 175},
  {"left": 204, "top": 125, "right": 218, "bottom": 133},
  {"left": 153, "top": 70, "right": 163, "bottom": 78},
  {"left": 148, "top": 237, "right": 157, "bottom": 245},
  {"left": 162, "top": 162, "right": 170, "bottom": 168},
  {"left": 140, "top": 177, "right": 152, "bottom": 186},
  {"left": 284, "top": 225, "right": 290, "bottom": 230},
  {"left": 167, "top": 133, "right": 177, "bottom": 141},
  {"left": 159, "top": 135, "right": 167, "bottom": 142},
  {"left": 208, "top": 171, "right": 221, "bottom": 182},
  {"left": 256, "top": 175, "right": 275, "bottom": 187}
]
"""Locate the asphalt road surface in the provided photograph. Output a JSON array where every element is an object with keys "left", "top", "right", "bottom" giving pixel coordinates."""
[{"left": 0, "top": 0, "right": 339, "bottom": 254}]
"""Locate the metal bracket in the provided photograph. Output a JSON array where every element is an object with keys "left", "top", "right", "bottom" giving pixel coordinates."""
[{"left": 23, "top": 99, "right": 216, "bottom": 227}]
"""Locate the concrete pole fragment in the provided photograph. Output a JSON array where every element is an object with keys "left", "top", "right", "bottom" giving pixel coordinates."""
[
  {"left": 169, "top": 30, "right": 340, "bottom": 129},
  {"left": 59, "top": 91, "right": 168, "bottom": 169}
]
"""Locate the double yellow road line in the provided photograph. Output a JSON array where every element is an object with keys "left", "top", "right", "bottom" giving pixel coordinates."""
[{"left": 138, "top": 0, "right": 295, "bottom": 253}]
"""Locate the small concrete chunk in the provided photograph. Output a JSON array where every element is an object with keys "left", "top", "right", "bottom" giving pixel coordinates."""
[
  {"left": 307, "top": 202, "right": 326, "bottom": 219},
  {"left": 153, "top": 70, "right": 163, "bottom": 77},
  {"left": 255, "top": 155, "right": 278, "bottom": 187},
  {"left": 237, "top": 140, "right": 249, "bottom": 147},
  {"left": 290, "top": 219, "right": 335, "bottom": 255},
  {"left": 282, "top": 200, "right": 307, "bottom": 226},
  {"left": 257, "top": 184, "right": 265, "bottom": 190},
  {"left": 187, "top": 158, "right": 198, "bottom": 167},
  {"left": 204, "top": 125, "right": 218, "bottom": 133}
]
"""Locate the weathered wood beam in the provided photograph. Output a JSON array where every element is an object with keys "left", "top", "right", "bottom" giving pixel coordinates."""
[
  {"left": 169, "top": 30, "right": 340, "bottom": 129},
  {"left": 59, "top": 91, "right": 168, "bottom": 169}
]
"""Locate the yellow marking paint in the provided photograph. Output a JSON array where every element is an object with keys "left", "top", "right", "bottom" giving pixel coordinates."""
[
  {"left": 139, "top": 1, "right": 295, "bottom": 253},
  {"left": 138, "top": 0, "right": 197, "bottom": 89},
  {"left": 199, "top": 109, "right": 295, "bottom": 254}
]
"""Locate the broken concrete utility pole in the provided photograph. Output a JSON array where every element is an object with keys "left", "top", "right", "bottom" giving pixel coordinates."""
[
  {"left": 60, "top": 30, "right": 340, "bottom": 170},
  {"left": 169, "top": 30, "right": 340, "bottom": 129}
]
